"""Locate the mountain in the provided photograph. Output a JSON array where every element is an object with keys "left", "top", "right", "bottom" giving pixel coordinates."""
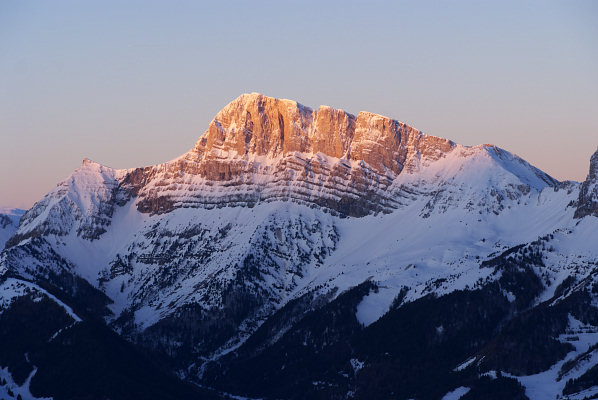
[{"left": 1, "top": 93, "right": 597, "bottom": 400}]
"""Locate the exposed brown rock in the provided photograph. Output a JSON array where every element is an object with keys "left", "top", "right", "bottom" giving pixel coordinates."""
[
  {"left": 191, "top": 93, "right": 454, "bottom": 171},
  {"left": 311, "top": 105, "right": 355, "bottom": 158},
  {"left": 118, "top": 93, "right": 457, "bottom": 217}
]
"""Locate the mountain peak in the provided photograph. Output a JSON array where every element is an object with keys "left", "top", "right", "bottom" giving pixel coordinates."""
[
  {"left": 215, "top": 93, "right": 309, "bottom": 124},
  {"left": 191, "top": 93, "right": 454, "bottom": 176},
  {"left": 82, "top": 158, "right": 102, "bottom": 167}
]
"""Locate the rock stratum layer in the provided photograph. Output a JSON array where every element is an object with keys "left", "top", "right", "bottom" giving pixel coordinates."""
[{"left": 122, "top": 93, "right": 457, "bottom": 217}]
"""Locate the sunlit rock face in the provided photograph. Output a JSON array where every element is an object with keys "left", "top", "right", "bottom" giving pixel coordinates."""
[
  {"left": 120, "top": 93, "right": 456, "bottom": 217},
  {"left": 575, "top": 148, "right": 598, "bottom": 218}
]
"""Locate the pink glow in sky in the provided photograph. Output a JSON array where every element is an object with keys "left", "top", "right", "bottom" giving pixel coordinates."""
[{"left": 1, "top": 1, "right": 597, "bottom": 209}]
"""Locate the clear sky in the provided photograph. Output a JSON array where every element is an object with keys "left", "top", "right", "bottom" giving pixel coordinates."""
[{"left": 1, "top": 0, "right": 597, "bottom": 209}]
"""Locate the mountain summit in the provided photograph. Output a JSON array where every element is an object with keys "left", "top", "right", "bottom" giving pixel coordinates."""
[
  {"left": 1, "top": 94, "right": 597, "bottom": 400},
  {"left": 192, "top": 92, "right": 454, "bottom": 168},
  {"left": 126, "top": 92, "right": 462, "bottom": 217}
]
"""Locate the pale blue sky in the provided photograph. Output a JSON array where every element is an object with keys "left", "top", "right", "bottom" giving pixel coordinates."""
[{"left": 1, "top": 0, "right": 597, "bottom": 208}]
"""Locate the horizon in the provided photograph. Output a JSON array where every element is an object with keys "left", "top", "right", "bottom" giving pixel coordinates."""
[{"left": 2, "top": 1, "right": 597, "bottom": 209}]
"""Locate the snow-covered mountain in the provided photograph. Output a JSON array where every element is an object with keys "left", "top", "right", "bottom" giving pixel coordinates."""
[{"left": 1, "top": 93, "right": 597, "bottom": 400}]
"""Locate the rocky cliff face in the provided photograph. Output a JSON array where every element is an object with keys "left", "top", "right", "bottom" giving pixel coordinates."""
[
  {"left": 575, "top": 148, "right": 598, "bottom": 218},
  {"left": 119, "top": 93, "right": 457, "bottom": 217},
  {"left": 194, "top": 93, "right": 441, "bottom": 167}
]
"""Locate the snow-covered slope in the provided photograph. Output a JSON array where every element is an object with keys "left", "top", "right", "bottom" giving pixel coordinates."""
[{"left": 1, "top": 93, "right": 596, "bottom": 399}]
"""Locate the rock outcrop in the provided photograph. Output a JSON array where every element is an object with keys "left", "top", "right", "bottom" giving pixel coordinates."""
[
  {"left": 575, "top": 148, "right": 598, "bottom": 218},
  {"left": 190, "top": 93, "right": 455, "bottom": 176},
  {"left": 121, "top": 93, "right": 455, "bottom": 217}
]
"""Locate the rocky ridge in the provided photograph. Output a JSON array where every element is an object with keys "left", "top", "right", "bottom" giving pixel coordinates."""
[{"left": 121, "top": 93, "right": 459, "bottom": 217}]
